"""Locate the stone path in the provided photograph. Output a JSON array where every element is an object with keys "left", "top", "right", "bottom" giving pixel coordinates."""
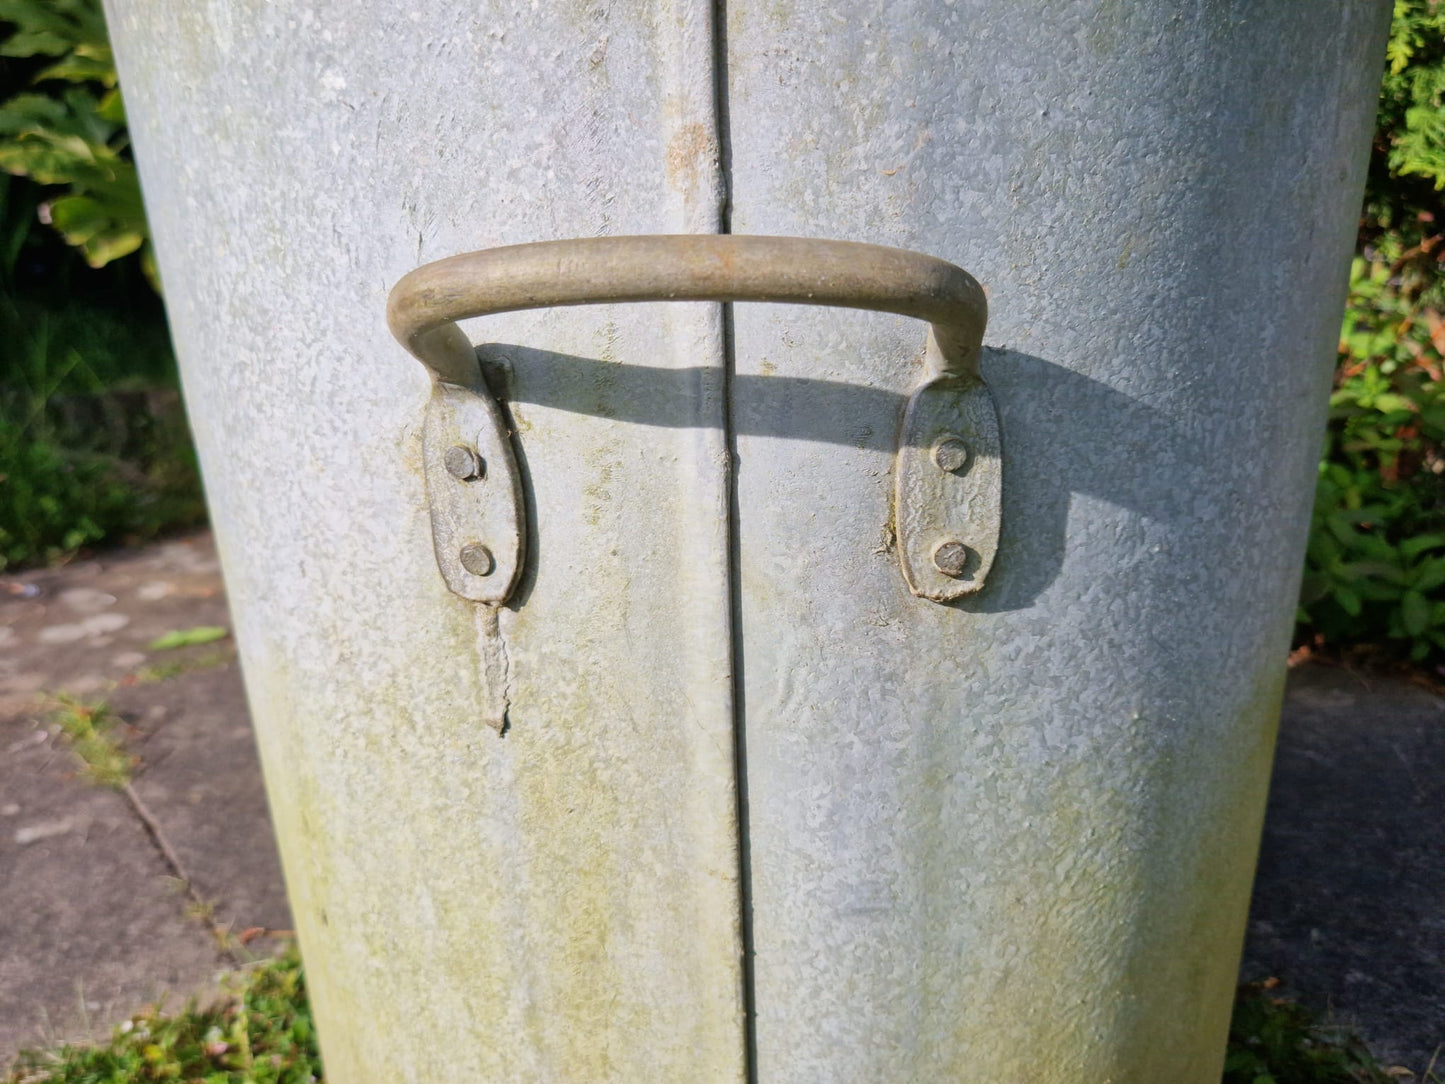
[
  {"left": 0, "top": 535, "right": 289, "bottom": 1063},
  {"left": 1, "top": 532, "right": 1441, "bottom": 1072},
  {"left": 1242, "top": 664, "right": 1445, "bottom": 1073}
]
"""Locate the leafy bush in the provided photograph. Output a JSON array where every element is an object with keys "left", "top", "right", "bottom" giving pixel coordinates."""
[
  {"left": 0, "top": 1, "right": 200, "bottom": 572},
  {"left": 1296, "top": 1, "right": 1445, "bottom": 664},
  {"left": 1379, "top": 0, "right": 1445, "bottom": 199},
  {"left": 0, "top": 410, "right": 205, "bottom": 572},
  {"left": 1299, "top": 245, "right": 1445, "bottom": 662},
  {"left": 0, "top": 279, "right": 204, "bottom": 571},
  {"left": 0, "top": 0, "right": 151, "bottom": 280}
]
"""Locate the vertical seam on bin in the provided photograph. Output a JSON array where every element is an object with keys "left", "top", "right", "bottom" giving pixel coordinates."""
[{"left": 710, "top": 0, "right": 757, "bottom": 1078}]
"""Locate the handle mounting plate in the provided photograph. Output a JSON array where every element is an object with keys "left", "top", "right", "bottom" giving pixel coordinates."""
[
  {"left": 422, "top": 381, "right": 525, "bottom": 604},
  {"left": 895, "top": 376, "right": 1001, "bottom": 600}
]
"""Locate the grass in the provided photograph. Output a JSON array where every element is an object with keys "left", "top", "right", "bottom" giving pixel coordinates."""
[
  {"left": 5, "top": 963, "right": 1434, "bottom": 1083},
  {"left": 46, "top": 695, "right": 133, "bottom": 788},
  {"left": 1225, "top": 980, "right": 1441, "bottom": 1084},
  {"left": 42, "top": 689, "right": 259, "bottom": 960},
  {"left": 128, "top": 646, "right": 234, "bottom": 686},
  {"left": 4, "top": 951, "right": 322, "bottom": 1084}
]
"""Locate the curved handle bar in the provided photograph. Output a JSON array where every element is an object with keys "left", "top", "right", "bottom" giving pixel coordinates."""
[
  {"left": 387, "top": 234, "right": 998, "bottom": 608},
  {"left": 386, "top": 235, "right": 987, "bottom": 386}
]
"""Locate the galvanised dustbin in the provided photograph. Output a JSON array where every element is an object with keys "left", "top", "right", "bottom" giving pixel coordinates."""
[{"left": 105, "top": 0, "right": 1389, "bottom": 1079}]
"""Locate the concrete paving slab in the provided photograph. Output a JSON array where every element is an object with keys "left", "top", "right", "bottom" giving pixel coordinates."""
[
  {"left": 0, "top": 535, "right": 230, "bottom": 721},
  {"left": 121, "top": 664, "right": 292, "bottom": 938},
  {"left": 0, "top": 711, "right": 222, "bottom": 1060},
  {"left": 0, "top": 534, "right": 291, "bottom": 1066}
]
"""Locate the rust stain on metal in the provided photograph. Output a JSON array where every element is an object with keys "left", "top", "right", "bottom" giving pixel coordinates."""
[{"left": 664, "top": 120, "right": 715, "bottom": 196}]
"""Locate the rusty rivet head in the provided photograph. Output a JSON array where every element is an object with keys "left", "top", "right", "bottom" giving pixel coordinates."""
[
  {"left": 932, "top": 436, "right": 969, "bottom": 474},
  {"left": 444, "top": 444, "right": 484, "bottom": 481},
  {"left": 459, "top": 542, "right": 495, "bottom": 576},
  {"left": 932, "top": 540, "right": 972, "bottom": 579}
]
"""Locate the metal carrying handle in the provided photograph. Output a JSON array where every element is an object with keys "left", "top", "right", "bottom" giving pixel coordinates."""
[
  {"left": 387, "top": 235, "right": 1000, "bottom": 606},
  {"left": 386, "top": 235, "right": 988, "bottom": 386}
]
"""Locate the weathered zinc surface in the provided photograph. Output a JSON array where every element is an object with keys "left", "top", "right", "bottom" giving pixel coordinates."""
[
  {"left": 107, "top": 0, "right": 1389, "bottom": 1080},
  {"left": 725, "top": 2, "right": 1389, "bottom": 1081},
  {"left": 105, "top": 1, "right": 744, "bottom": 1080}
]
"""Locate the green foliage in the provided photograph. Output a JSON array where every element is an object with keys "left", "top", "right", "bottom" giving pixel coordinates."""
[
  {"left": 0, "top": 428, "right": 128, "bottom": 568},
  {"left": 1298, "top": 2, "right": 1445, "bottom": 664},
  {"left": 5, "top": 950, "right": 324, "bottom": 1083},
  {"left": 0, "top": 4, "right": 199, "bottom": 573},
  {"left": 48, "top": 694, "right": 133, "bottom": 788},
  {"left": 1381, "top": 0, "right": 1445, "bottom": 193},
  {"left": 5, "top": 964, "right": 1416, "bottom": 1084},
  {"left": 0, "top": 284, "right": 205, "bottom": 571},
  {"left": 132, "top": 645, "right": 234, "bottom": 685},
  {"left": 1364, "top": 1, "right": 1445, "bottom": 256},
  {"left": 149, "top": 625, "right": 229, "bottom": 651},
  {"left": 1222, "top": 983, "right": 1409, "bottom": 1084},
  {"left": 0, "top": 0, "right": 151, "bottom": 280},
  {"left": 0, "top": 410, "right": 206, "bottom": 571},
  {"left": 1299, "top": 247, "right": 1445, "bottom": 662},
  {"left": 0, "top": 142, "right": 200, "bottom": 571}
]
